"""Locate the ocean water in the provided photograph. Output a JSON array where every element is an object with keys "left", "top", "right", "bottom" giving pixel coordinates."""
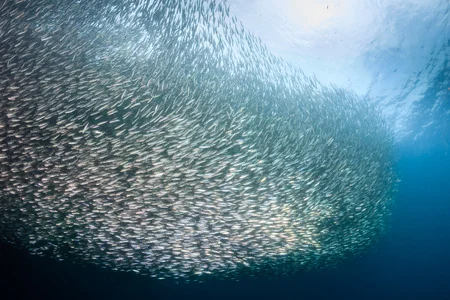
[
  {"left": 1, "top": 0, "right": 449, "bottom": 299},
  {"left": 1, "top": 145, "right": 449, "bottom": 299}
]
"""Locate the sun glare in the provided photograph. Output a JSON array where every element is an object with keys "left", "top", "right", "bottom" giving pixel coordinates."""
[{"left": 283, "top": 0, "right": 346, "bottom": 29}]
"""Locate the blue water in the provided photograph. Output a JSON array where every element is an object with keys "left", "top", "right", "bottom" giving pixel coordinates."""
[
  {"left": 1, "top": 132, "right": 449, "bottom": 300},
  {"left": 1, "top": 1, "right": 449, "bottom": 299}
]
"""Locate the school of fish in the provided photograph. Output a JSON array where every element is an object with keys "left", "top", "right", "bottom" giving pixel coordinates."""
[{"left": 0, "top": 0, "right": 396, "bottom": 280}]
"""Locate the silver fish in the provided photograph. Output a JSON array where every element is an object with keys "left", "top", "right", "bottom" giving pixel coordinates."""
[{"left": 0, "top": 0, "right": 396, "bottom": 281}]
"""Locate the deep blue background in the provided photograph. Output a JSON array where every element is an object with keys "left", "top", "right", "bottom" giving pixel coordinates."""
[{"left": 1, "top": 137, "right": 449, "bottom": 300}]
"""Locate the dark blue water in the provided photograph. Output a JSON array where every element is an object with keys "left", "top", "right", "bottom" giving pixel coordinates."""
[
  {"left": 2, "top": 136, "right": 449, "bottom": 299},
  {"left": 1, "top": 1, "right": 449, "bottom": 298}
]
